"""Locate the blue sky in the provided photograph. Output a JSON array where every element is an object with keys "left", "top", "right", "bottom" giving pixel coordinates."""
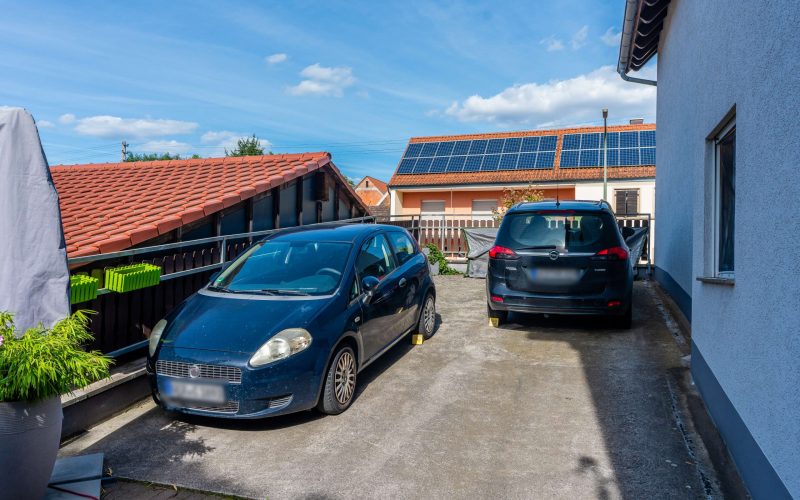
[{"left": 0, "top": 0, "right": 655, "bottom": 181}]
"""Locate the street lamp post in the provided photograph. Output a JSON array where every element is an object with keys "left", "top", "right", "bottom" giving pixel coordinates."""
[{"left": 602, "top": 108, "right": 608, "bottom": 201}]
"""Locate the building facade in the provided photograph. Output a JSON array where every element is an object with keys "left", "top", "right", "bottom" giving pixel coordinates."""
[
  {"left": 388, "top": 124, "right": 656, "bottom": 221},
  {"left": 619, "top": 0, "right": 799, "bottom": 497}
]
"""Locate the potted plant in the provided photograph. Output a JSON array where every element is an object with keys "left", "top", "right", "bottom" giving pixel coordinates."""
[{"left": 0, "top": 311, "right": 111, "bottom": 499}]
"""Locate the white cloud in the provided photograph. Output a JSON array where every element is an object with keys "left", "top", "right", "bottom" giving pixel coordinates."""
[
  {"left": 540, "top": 36, "right": 564, "bottom": 52},
  {"left": 137, "top": 140, "right": 192, "bottom": 155},
  {"left": 287, "top": 64, "right": 356, "bottom": 97},
  {"left": 571, "top": 25, "right": 589, "bottom": 50},
  {"left": 601, "top": 27, "right": 622, "bottom": 46},
  {"left": 37, "top": 120, "right": 54, "bottom": 128},
  {"left": 265, "top": 53, "right": 288, "bottom": 64},
  {"left": 201, "top": 130, "right": 271, "bottom": 156},
  {"left": 59, "top": 113, "right": 75, "bottom": 124},
  {"left": 444, "top": 65, "right": 657, "bottom": 127},
  {"left": 73, "top": 115, "right": 198, "bottom": 139}
]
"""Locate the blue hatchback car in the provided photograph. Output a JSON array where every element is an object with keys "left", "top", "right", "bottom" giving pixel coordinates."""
[{"left": 146, "top": 224, "right": 436, "bottom": 418}]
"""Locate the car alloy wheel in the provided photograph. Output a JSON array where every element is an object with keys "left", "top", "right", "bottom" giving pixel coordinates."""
[
  {"left": 423, "top": 296, "right": 435, "bottom": 335},
  {"left": 334, "top": 350, "right": 356, "bottom": 405}
]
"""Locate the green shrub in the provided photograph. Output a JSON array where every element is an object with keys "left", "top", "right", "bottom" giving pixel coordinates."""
[
  {"left": 0, "top": 311, "right": 112, "bottom": 402},
  {"left": 424, "top": 243, "right": 461, "bottom": 275}
]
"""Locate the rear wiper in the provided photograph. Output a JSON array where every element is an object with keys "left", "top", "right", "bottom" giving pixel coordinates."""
[{"left": 516, "top": 245, "right": 557, "bottom": 250}]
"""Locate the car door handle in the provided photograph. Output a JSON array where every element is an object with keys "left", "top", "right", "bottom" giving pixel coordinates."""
[{"left": 398, "top": 278, "right": 407, "bottom": 287}]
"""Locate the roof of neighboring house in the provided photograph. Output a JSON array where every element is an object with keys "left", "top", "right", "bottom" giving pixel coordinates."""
[
  {"left": 355, "top": 175, "right": 388, "bottom": 206},
  {"left": 51, "top": 153, "right": 367, "bottom": 257},
  {"left": 388, "top": 123, "right": 655, "bottom": 188}
]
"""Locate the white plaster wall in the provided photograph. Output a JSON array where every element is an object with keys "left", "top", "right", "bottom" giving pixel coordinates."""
[
  {"left": 389, "top": 189, "right": 403, "bottom": 216},
  {"left": 658, "top": 0, "right": 800, "bottom": 493}
]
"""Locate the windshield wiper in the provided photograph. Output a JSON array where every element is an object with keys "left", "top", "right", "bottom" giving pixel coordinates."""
[
  {"left": 257, "top": 289, "right": 312, "bottom": 296},
  {"left": 207, "top": 285, "right": 232, "bottom": 293}
]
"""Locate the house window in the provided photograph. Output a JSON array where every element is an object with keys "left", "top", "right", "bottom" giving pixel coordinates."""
[
  {"left": 471, "top": 199, "right": 497, "bottom": 221},
  {"left": 614, "top": 189, "right": 639, "bottom": 215},
  {"left": 715, "top": 121, "right": 736, "bottom": 277},
  {"left": 420, "top": 200, "right": 445, "bottom": 220}
]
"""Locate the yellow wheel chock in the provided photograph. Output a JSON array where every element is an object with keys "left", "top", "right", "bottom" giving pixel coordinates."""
[{"left": 411, "top": 334, "right": 424, "bottom": 345}]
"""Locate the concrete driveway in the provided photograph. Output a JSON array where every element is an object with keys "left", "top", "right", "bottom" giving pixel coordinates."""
[{"left": 62, "top": 276, "right": 719, "bottom": 499}]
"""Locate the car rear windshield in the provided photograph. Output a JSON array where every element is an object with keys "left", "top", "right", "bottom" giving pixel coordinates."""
[
  {"left": 496, "top": 211, "right": 619, "bottom": 253},
  {"left": 210, "top": 240, "right": 352, "bottom": 296}
]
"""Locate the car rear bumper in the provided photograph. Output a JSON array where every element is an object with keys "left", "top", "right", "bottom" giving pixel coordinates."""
[
  {"left": 487, "top": 282, "right": 630, "bottom": 316},
  {"left": 147, "top": 347, "right": 322, "bottom": 419}
]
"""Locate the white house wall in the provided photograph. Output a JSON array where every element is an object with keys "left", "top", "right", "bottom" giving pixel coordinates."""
[{"left": 658, "top": 0, "right": 799, "bottom": 496}]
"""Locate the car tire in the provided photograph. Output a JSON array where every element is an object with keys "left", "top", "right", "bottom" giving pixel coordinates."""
[
  {"left": 317, "top": 346, "right": 357, "bottom": 415},
  {"left": 418, "top": 293, "right": 436, "bottom": 339},
  {"left": 487, "top": 305, "right": 508, "bottom": 327}
]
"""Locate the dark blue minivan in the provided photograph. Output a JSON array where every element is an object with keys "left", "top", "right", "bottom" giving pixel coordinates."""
[{"left": 147, "top": 224, "right": 436, "bottom": 418}]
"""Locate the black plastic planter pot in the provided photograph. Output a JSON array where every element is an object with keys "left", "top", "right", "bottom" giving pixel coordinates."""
[{"left": 0, "top": 396, "right": 63, "bottom": 500}]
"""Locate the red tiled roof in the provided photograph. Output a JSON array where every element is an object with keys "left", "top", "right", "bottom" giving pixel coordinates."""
[
  {"left": 389, "top": 123, "right": 655, "bottom": 187},
  {"left": 51, "top": 153, "right": 365, "bottom": 257},
  {"left": 359, "top": 176, "right": 387, "bottom": 193}
]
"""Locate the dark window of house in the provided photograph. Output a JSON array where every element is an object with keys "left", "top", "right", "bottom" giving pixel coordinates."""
[
  {"left": 718, "top": 127, "right": 735, "bottom": 274},
  {"left": 614, "top": 189, "right": 639, "bottom": 215}
]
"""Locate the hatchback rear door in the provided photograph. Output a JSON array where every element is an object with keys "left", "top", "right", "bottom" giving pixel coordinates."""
[{"left": 492, "top": 210, "right": 625, "bottom": 295}]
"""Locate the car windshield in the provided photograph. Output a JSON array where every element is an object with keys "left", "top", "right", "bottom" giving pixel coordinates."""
[
  {"left": 496, "top": 211, "right": 618, "bottom": 253},
  {"left": 210, "top": 240, "right": 352, "bottom": 295}
]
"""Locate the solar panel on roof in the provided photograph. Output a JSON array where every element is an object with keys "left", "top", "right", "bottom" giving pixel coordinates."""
[
  {"left": 499, "top": 153, "right": 518, "bottom": 170},
  {"left": 482, "top": 154, "right": 500, "bottom": 170},
  {"left": 540, "top": 136, "right": 557, "bottom": 151},
  {"left": 537, "top": 151, "right": 556, "bottom": 168},
  {"left": 469, "top": 140, "right": 487, "bottom": 155},
  {"left": 619, "top": 148, "right": 639, "bottom": 165},
  {"left": 420, "top": 142, "right": 439, "bottom": 157},
  {"left": 486, "top": 139, "right": 504, "bottom": 154},
  {"left": 581, "top": 133, "right": 601, "bottom": 149},
  {"left": 404, "top": 143, "right": 423, "bottom": 158},
  {"left": 464, "top": 155, "right": 482, "bottom": 171},
  {"left": 436, "top": 141, "right": 454, "bottom": 156},
  {"left": 430, "top": 156, "right": 449, "bottom": 173},
  {"left": 579, "top": 149, "right": 599, "bottom": 167},
  {"left": 397, "top": 158, "right": 416, "bottom": 173},
  {"left": 520, "top": 136, "right": 539, "bottom": 152},
  {"left": 558, "top": 130, "right": 654, "bottom": 169},
  {"left": 562, "top": 134, "right": 580, "bottom": 150},
  {"left": 503, "top": 137, "right": 521, "bottom": 153},
  {"left": 640, "top": 130, "right": 656, "bottom": 147},
  {"left": 453, "top": 141, "right": 471, "bottom": 155},
  {"left": 620, "top": 132, "right": 638, "bottom": 148},
  {"left": 640, "top": 147, "right": 656, "bottom": 164},
  {"left": 518, "top": 153, "right": 536, "bottom": 169},
  {"left": 447, "top": 155, "right": 466, "bottom": 171},
  {"left": 413, "top": 157, "right": 432, "bottom": 173}
]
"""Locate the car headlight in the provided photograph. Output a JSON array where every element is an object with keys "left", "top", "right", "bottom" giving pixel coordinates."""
[
  {"left": 149, "top": 319, "right": 168, "bottom": 356},
  {"left": 250, "top": 328, "right": 312, "bottom": 367}
]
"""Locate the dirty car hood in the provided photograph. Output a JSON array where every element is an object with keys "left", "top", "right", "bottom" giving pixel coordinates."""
[{"left": 162, "top": 290, "right": 329, "bottom": 354}]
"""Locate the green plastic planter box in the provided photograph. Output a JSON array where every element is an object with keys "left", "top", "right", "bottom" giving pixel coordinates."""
[
  {"left": 104, "top": 263, "right": 162, "bottom": 293},
  {"left": 70, "top": 274, "right": 99, "bottom": 304}
]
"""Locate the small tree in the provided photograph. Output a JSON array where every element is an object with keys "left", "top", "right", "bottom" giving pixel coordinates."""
[
  {"left": 124, "top": 152, "right": 182, "bottom": 162},
  {"left": 225, "top": 134, "right": 265, "bottom": 157},
  {"left": 492, "top": 185, "right": 544, "bottom": 221}
]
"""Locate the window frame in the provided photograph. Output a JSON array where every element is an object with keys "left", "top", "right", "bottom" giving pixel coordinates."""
[
  {"left": 420, "top": 199, "right": 446, "bottom": 220},
  {"left": 713, "top": 118, "right": 736, "bottom": 279}
]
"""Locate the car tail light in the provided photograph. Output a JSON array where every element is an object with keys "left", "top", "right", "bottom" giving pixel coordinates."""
[
  {"left": 607, "top": 300, "right": 622, "bottom": 307},
  {"left": 488, "top": 245, "right": 518, "bottom": 259},
  {"left": 491, "top": 295, "right": 504, "bottom": 303},
  {"left": 594, "top": 246, "right": 629, "bottom": 260}
]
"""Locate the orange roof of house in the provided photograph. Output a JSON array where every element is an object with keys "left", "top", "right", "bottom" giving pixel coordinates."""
[
  {"left": 51, "top": 153, "right": 365, "bottom": 257},
  {"left": 388, "top": 123, "right": 655, "bottom": 187},
  {"left": 356, "top": 190, "right": 386, "bottom": 206}
]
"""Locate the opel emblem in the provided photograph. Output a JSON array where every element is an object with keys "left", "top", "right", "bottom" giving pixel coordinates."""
[
  {"left": 188, "top": 364, "right": 200, "bottom": 379},
  {"left": 549, "top": 250, "right": 559, "bottom": 261}
]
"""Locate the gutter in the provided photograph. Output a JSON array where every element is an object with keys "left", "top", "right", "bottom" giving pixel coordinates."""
[{"left": 618, "top": 0, "right": 658, "bottom": 86}]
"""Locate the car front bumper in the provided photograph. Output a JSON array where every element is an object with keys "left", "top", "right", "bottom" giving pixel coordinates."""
[{"left": 148, "top": 347, "right": 323, "bottom": 419}]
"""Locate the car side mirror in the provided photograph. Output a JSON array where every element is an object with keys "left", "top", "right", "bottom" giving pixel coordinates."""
[{"left": 361, "top": 276, "right": 380, "bottom": 302}]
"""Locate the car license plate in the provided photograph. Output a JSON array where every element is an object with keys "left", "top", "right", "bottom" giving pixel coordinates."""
[
  {"left": 160, "top": 378, "right": 225, "bottom": 404},
  {"left": 534, "top": 268, "right": 580, "bottom": 283}
]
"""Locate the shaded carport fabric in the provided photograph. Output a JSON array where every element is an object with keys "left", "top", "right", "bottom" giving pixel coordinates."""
[
  {"left": 463, "top": 227, "right": 499, "bottom": 278},
  {"left": 0, "top": 108, "right": 70, "bottom": 331},
  {"left": 463, "top": 226, "right": 649, "bottom": 278}
]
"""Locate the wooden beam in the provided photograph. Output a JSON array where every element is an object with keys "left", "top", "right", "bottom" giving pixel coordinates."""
[
  {"left": 272, "top": 187, "right": 281, "bottom": 229},
  {"left": 333, "top": 183, "right": 339, "bottom": 221},
  {"left": 296, "top": 177, "right": 304, "bottom": 225}
]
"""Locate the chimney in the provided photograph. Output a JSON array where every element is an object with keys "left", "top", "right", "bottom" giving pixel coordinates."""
[{"left": 629, "top": 118, "right": 644, "bottom": 125}]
